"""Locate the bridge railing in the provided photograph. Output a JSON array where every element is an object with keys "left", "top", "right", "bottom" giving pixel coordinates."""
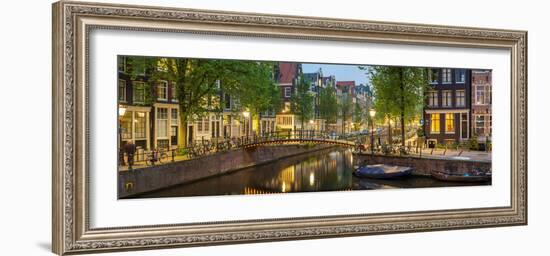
[{"left": 236, "top": 130, "right": 362, "bottom": 146}]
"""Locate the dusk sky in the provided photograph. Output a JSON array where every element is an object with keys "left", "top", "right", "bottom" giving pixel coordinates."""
[{"left": 302, "top": 63, "right": 370, "bottom": 85}]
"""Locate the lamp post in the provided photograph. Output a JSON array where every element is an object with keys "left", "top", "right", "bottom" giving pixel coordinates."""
[
  {"left": 369, "top": 108, "right": 376, "bottom": 156},
  {"left": 118, "top": 106, "right": 127, "bottom": 166}
]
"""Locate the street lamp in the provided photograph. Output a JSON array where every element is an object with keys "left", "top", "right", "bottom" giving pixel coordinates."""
[
  {"left": 118, "top": 106, "right": 127, "bottom": 166},
  {"left": 369, "top": 108, "right": 376, "bottom": 156}
]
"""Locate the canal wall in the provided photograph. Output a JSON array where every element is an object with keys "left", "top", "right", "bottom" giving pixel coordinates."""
[
  {"left": 354, "top": 153, "right": 491, "bottom": 176},
  {"left": 119, "top": 144, "right": 336, "bottom": 198}
]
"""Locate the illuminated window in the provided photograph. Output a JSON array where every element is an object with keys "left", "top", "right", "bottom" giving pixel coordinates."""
[
  {"left": 121, "top": 111, "right": 132, "bottom": 139},
  {"left": 445, "top": 113, "right": 455, "bottom": 134},
  {"left": 430, "top": 114, "right": 440, "bottom": 134},
  {"left": 135, "top": 112, "right": 146, "bottom": 139}
]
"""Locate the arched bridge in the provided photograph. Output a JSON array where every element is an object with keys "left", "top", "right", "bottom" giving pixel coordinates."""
[{"left": 237, "top": 130, "right": 361, "bottom": 149}]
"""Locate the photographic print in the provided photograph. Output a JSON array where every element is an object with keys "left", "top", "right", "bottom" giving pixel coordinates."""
[
  {"left": 53, "top": 2, "right": 526, "bottom": 254},
  {"left": 117, "top": 56, "right": 492, "bottom": 199}
]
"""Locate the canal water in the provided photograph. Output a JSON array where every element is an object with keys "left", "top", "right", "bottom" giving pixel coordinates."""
[{"left": 136, "top": 147, "right": 490, "bottom": 198}]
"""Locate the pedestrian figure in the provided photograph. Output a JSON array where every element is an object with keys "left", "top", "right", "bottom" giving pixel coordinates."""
[{"left": 124, "top": 141, "right": 136, "bottom": 170}]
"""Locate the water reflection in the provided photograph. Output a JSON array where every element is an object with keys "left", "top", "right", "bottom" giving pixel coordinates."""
[{"left": 136, "top": 148, "right": 489, "bottom": 199}]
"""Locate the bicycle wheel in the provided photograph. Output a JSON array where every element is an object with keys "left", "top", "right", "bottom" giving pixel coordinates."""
[{"left": 159, "top": 152, "right": 168, "bottom": 163}]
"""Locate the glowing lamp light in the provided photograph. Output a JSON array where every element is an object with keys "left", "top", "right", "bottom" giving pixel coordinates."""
[
  {"left": 369, "top": 108, "right": 376, "bottom": 118},
  {"left": 242, "top": 110, "right": 250, "bottom": 118},
  {"left": 118, "top": 106, "right": 127, "bottom": 117}
]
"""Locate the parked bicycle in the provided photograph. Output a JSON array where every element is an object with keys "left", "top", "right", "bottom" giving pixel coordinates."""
[{"left": 145, "top": 148, "right": 168, "bottom": 166}]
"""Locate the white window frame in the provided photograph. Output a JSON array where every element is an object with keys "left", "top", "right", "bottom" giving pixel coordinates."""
[
  {"left": 284, "top": 87, "right": 292, "bottom": 98},
  {"left": 118, "top": 79, "right": 126, "bottom": 102},
  {"left": 442, "top": 90, "right": 452, "bottom": 107},
  {"left": 442, "top": 69, "right": 452, "bottom": 84},
  {"left": 156, "top": 107, "right": 169, "bottom": 139},
  {"left": 455, "top": 69, "right": 466, "bottom": 83},
  {"left": 456, "top": 90, "right": 465, "bottom": 107},
  {"left": 428, "top": 91, "right": 438, "bottom": 107},
  {"left": 134, "top": 111, "right": 147, "bottom": 139},
  {"left": 157, "top": 80, "right": 168, "bottom": 101}
]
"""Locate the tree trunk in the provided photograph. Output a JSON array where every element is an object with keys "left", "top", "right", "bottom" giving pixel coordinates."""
[
  {"left": 399, "top": 69, "right": 406, "bottom": 147},
  {"left": 401, "top": 114, "right": 405, "bottom": 146},
  {"left": 388, "top": 118, "right": 392, "bottom": 145},
  {"left": 180, "top": 116, "right": 188, "bottom": 148}
]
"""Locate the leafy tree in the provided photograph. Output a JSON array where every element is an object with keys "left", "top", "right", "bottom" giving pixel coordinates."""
[
  {"left": 367, "top": 66, "right": 428, "bottom": 146},
  {"left": 290, "top": 74, "right": 314, "bottom": 129},
  {"left": 339, "top": 93, "right": 353, "bottom": 133},
  {"left": 318, "top": 86, "right": 338, "bottom": 124}
]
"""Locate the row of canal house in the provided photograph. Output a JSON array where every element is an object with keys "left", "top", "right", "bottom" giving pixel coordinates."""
[
  {"left": 423, "top": 68, "right": 492, "bottom": 146},
  {"left": 275, "top": 62, "right": 372, "bottom": 134},
  {"left": 117, "top": 57, "right": 256, "bottom": 151}
]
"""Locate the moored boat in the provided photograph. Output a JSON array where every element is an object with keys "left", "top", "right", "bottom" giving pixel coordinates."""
[
  {"left": 354, "top": 164, "right": 413, "bottom": 179},
  {"left": 431, "top": 170, "right": 491, "bottom": 182}
]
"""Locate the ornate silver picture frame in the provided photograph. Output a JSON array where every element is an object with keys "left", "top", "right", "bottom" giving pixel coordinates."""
[{"left": 52, "top": 1, "right": 527, "bottom": 255}]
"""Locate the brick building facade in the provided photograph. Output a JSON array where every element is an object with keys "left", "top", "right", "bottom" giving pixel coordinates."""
[{"left": 423, "top": 68, "right": 472, "bottom": 145}]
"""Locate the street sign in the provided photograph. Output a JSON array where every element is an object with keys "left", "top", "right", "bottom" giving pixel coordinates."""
[{"left": 419, "top": 119, "right": 424, "bottom": 125}]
